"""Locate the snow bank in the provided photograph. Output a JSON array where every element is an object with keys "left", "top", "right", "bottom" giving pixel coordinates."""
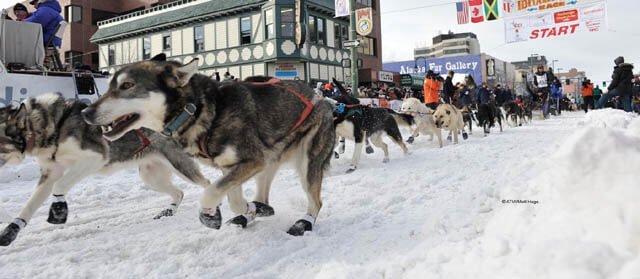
[{"left": 473, "top": 110, "right": 640, "bottom": 278}]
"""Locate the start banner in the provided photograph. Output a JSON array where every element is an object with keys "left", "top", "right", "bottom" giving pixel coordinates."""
[
  {"left": 504, "top": 1, "right": 606, "bottom": 44},
  {"left": 502, "top": 0, "right": 603, "bottom": 18}
]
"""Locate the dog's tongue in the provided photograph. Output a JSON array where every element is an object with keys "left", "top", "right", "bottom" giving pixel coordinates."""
[{"left": 112, "top": 114, "right": 130, "bottom": 127}]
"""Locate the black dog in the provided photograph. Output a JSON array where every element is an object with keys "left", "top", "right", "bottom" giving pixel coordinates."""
[{"left": 476, "top": 103, "right": 503, "bottom": 135}]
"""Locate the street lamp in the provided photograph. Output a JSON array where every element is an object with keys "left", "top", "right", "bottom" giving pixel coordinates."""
[
  {"left": 529, "top": 53, "right": 539, "bottom": 73},
  {"left": 414, "top": 57, "right": 428, "bottom": 75}
]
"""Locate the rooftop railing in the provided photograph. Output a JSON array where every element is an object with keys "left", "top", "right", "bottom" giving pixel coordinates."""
[{"left": 97, "top": 0, "right": 198, "bottom": 27}]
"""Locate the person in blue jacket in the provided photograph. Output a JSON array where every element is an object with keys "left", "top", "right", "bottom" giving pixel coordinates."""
[
  {"left": 476, "top": 82, "right": 491, "bottom": 105},
  {"left": 25, "top": 0, "right": 63, "bottom": 48},
  {"left": 550, "top": 77, "right": 563, "bottom": 115}
]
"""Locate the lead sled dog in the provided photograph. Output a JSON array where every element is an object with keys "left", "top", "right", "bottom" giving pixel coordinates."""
[
  {"left": 0, "top": 93, "right": 212, "bottom": 246},
  {"left": 82, "top": 54, "right": 336, "bottom": 235}
]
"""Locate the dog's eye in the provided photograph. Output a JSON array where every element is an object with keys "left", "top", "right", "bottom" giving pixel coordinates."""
[
  {"left": 120, "top": 82, "right": 135, "bottom": 90},
  {"left": 446, "top": 111, "right": 451, "bottom": 115}
]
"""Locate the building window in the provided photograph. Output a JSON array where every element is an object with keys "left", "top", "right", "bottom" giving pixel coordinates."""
[
  {"left": 281, "top": 8, "right": 295, "bottom": 38},
  {"left": 357, "top": 36, "right": 376, "bottom": 56},
  {"left": 108, "top": 45, "right": 115, "bottom": 66},
  {"left": 91, "top": 52, "right": 99, "bottom": 66},
  {"left": 143, "top": 37, "right": 151, "bottom": 60},
  {"left": 194, "top": 26, "right": 204, "bottom": 52},
  {"left": 162, "top": 35, "right": 171, "bottom": 51},
  {"left": 357, "top": 0, "right": 372, "bottom": 8},
  {"left": 341, "top": 25, "right": 348, "bottom": 48},
  {"left": 308, "top": 16, "right": 326, "bottom": 45},
  {"left": 65, "top": 51, "right": 83, "bottom": 67},
  {"left": 308, "top": 16, "right": 316, "bottom": 43},
  {"left": 334, "top": 23, "right": 342, "bottom": 48},
  {"left": 65, "top": 5, "right": 82, "bottom": 23},
  {"left": 317, "top": 17, "right": 325, "bottom": 45},
  {"left": 240, "top": 17, "right": 251, "bottom": 45},
  {"left": 265, "top": 9, "right": 274, "bottom": 39}
]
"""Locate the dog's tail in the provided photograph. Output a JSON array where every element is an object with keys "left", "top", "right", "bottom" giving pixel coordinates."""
[
  {"left": 332, "top": 78, "right": 349, "bottom": 96},
  {"left": 386, "top": 109, "right": 414, "bottom": 127}
]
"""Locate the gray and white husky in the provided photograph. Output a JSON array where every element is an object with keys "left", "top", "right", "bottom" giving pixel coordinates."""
[
  {"left": 0, "top": 93, "right": 211, "bottom": 246},
  {"left": 82, "top": 54, "right": 336, "bottom": 236}
]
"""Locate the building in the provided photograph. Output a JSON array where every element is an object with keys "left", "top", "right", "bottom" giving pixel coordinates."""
[
  {"left": 556, "top": 68, "right": 586, "bottom": 100},
  {"left": 383, "top": 53, "right": 515, "bottom": 89},
  {"left": 7, "top": 0, "right": 177, "bottom": 70},
  {"left": 414, "top": 31, "right": 480, "bottom": 59},
  {"left": 90, "top": 0, "right": 384, "bottom": 86},
  {"left": 512, "top": 55, "right": 548, "bottom": 72}
]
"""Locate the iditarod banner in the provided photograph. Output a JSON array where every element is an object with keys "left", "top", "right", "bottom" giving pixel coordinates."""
[
  {"left": 502, "top": 0, "right": 603, "bottom": 18},
  {"left": 504, "top": 1, "right": 606, "bottom": 43}
]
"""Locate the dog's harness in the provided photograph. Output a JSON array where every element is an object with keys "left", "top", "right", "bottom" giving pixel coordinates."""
[{"left": 197, "top": 78, "right": 316, "bottom": 159}]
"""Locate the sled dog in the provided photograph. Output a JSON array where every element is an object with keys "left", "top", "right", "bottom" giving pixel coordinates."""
[
  {"left": 432, "top": 104, "right": 467, "bottom": 144},
  {"left": 82, "top": 54, "right": 335, "bottom": 236},
  {"left": 503, "top": 101, "right": 524, "bottom": 127},
  {"left": 476, "top": 103, "right": 504, "bottom": 135},
  {"left": 399, "top": 97, "right": 443, "bottom": 147},
  {"left": 0, "top": 93, "right": 211, "bottom": 246}
]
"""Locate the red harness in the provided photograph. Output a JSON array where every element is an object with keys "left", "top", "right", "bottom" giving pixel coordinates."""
[
  {"left": 198, "top": 78, "right": 315, "bottom": 159},
  {"left": 134, "top": 129, "right": 152, "bottom": 154}
]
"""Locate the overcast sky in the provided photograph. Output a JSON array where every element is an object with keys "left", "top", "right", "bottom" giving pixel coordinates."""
[
  {"left": 379, "top": 0, "right": 638, "bottom": 85},
  {"left": 1, "top": 0, "right": 636, "bottom": 83}
]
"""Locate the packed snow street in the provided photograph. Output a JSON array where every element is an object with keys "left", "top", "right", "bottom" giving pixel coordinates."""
[{"left": 1, "top": 110, "right": 638, "bottom": 278}]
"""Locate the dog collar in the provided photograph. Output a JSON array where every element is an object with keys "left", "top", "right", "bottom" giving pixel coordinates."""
[{"left": 161, "top": 83, "right": 201, "bottom": 137}]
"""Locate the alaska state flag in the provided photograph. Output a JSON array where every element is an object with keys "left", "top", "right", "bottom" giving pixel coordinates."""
[
  {"left": 483, "top": 0, "right": 499, "bottom": 21},
  {"left": 469, "top": 0, "right": 484, "bottom": 23}
]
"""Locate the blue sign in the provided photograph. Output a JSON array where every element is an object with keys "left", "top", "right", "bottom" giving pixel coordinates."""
[{"left": 383, "top": 55, "right": 483, "bottom": 86}]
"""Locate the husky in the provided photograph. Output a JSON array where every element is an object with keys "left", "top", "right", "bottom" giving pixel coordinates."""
[
  {"left": 476, "top": 103, "right": 504, "bottom": 135},
  {"left": 331, "top": 94, "right": 408, "bottom": 173},
  {"left": 82, "top": 54, "right": 335, "bottom": 236},
  {"left": 503, "top": 101, "right": 524, "bottom": 127},
  {"left": 0, "top": 93, "right": 212, "bottom": 246},
  {"left": 522, "top": 102, "right": 533, "bottom": 124},
  {"left": 399, "top": 97, "right": 443, "bottom": 147},
  {"left": 460, "top": 106, "right": 475, "bottom": 135},
  {"left": 432, "top": 104, "right": 467, "bottom": 144}
]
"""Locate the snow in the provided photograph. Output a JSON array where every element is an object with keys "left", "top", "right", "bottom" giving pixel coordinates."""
[{"left": 0, "top": 110, "right": 638, "bottom": 278}]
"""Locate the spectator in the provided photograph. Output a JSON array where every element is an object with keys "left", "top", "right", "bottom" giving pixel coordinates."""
[
  {"left": 597, "top": 56, "right": 634, "bottom": 112},
  {"left": 581, "top": 78, "right": 595, "bottom": 113},
  {"left": 632, "top": 75, "right": 640, "bottom": 113},
  {"left": 25, "top": 0, "right": 63, "bottom": 48},
  {"left": 503, "top": 85, "right": 513, "bottom": 102},
  {"left": 424, "top": 70, "right": 441, "bottom": 110},
  {"left": 224, "top": 72, "right": 231, "bottom": 80},
  {"left": 550, "top": 77, "right": 563, "bottom": 115},
  {"left": 492, "top": 84, "right": 503, "bottom": 105},
  {"left": 13, "top": 3, "right": 30, "bottom": 21},
  {"left": 314, "top": 82, "right": 323, "bottom": 96},
  {"left": 593, "top": 84, "right": 603, "bottom": 104},
  {"left": 442, "top": 71, "right": 455, "bottom": 104},
  {"left": 476, "top": 82, "right": 491, "bottom": 105},
  {"left": 458, "top": 84, "right": 472, "bottom": 109},
  {"left": 214, "top": 72, "right": 220, "bottom": 82}
]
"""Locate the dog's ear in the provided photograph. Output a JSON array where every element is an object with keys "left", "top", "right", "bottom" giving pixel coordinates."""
[
  {"left": 159, "top": 59, "right": 199, "bottom": 88},
  {"left": 150, "top": 53, "right": 167, "bottom": 62},
  {"left": 11, "top": 103, "right": 28, "bottom": 128},
  {"left": 175, "top": 59, "right": 199, "bottom": 87}
]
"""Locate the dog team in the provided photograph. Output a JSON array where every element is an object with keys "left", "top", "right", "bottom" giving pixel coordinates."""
[{"left": 0, "top": 55, "right": 528, "bottom": 246}]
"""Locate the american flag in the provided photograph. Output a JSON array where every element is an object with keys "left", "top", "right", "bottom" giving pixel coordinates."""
[{"left": 457, "top": 2, "right": 469, "bottom": 24}]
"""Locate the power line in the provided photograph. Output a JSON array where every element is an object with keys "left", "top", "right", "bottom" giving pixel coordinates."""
[{"left": 382, "top": 1, "right": 460, "bottom": 15}]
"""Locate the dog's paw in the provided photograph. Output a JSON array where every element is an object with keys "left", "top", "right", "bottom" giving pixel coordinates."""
[
  {"left": 406, "top": 136, "right": 415, "bottom": 144},
  {"left": 462, "top": 133, "right": 468, "bottom": 140},
  {"left": 199, "top": 207, "right": 222, "bottom": 230},
  {"left": 338, "top": 144, "right": 346, "bottom": 154},
  {"left": 226, "top": 215, "right": 250, "bottom": 228},
  {"left": 334, "top": 151, "right": 340, "bottom": 159},
  {"left": 0, "top": 221, "right": 23, "bottom": 246},
  {"left": 47, "top": 201, "right": 68, "bottom": 225},
  {"left": 287, "top": 216, "right": 313, "bottom": 236},
  {"left": 382, "top": 158, "right": 390, "bottom": 163},
  {"left": 153, "top": 208, "right": 175, "bottom": 220},
  {"left": 253, "top": 201, "right": 275, "bottom": 217},
  {"left": 365, "top": 146, "right": 374, "bottom": 154},
  {"left": 346, "top": 165, "right": 357, "bottom": 173}
]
